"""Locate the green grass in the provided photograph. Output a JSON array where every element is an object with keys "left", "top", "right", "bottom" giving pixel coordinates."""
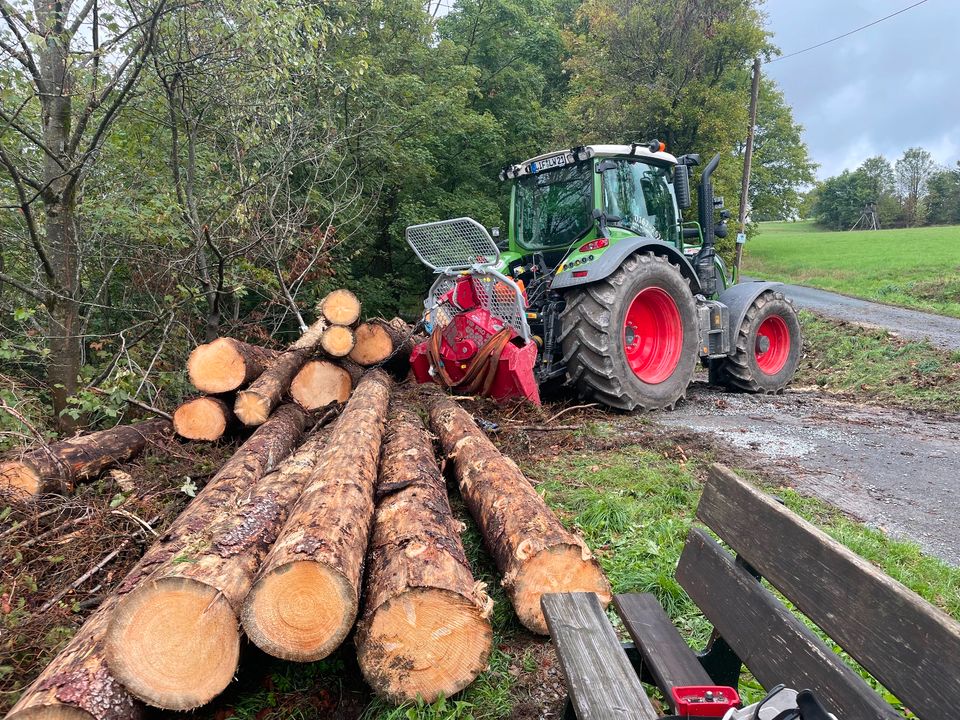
[
  {"left": 744, "top": 221, "right": 960, "bottom": 318},
  {"left": 797, "top": 311, "right": 960, "bottom": 412}
]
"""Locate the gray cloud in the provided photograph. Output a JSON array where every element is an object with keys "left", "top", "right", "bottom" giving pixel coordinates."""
[{"left": 763, "top": 0, "right": 959, "bottom": 178}]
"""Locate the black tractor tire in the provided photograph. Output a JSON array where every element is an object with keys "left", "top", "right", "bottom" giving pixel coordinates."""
[
  {"left": 559, "top": 252, "right": 699, "bottom": 411},
  {"left": 714, "top": 290, "right": 801, "bottom": 394}
]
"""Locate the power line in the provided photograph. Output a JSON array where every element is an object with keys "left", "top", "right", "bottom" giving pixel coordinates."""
[{"left": 767, "top": 0, "right": 930, "bottom": 63}]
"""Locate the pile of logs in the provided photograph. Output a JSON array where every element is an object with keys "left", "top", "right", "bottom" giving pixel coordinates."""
[
  {"left": 178, "top": 289, "right": 414, "bottom": 440},
  {"left": 0, "top": 289, "right": 413, "bottom": 498},
  {"left": 3, "top": 288, "right": 612, "bottom": 719}
]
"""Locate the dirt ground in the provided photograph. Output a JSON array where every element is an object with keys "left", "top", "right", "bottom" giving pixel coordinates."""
[{"left": 657, "top": 382, "right": 960, "bottom": 565}]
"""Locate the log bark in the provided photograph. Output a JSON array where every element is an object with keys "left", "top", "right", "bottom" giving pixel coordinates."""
[
  {"left": 242, "top": 370, "right": 391, "bottom": 661},
  {"left": 105, "top": 419, "right": 331, "bottom": 710},
  {"left": 0, "top": 419, "right": 172, "bottom": 497},
  {"left": 290, "top": 360, "right": 353, "bottom": 410},
  {"left": 172, "top": 397, "right": 232, "bottom": 441},
  {"left": 187, "top": 338, "right": 279, "bottom": 394},
  {"left": 7, "top": 405, "right": 309, "bottom": 720},
  {"left": 317, "top": 288, "right": 361, "bottom": 326},
  {"left": 234, "top": 318, "right": 327, "bottom": 426},
  {"left": 349, "top": 318, "right": 413, "bottom": 366},
  {"left": 428, "top": 396, "right": 611, "bottom": 635},
  {"left": 356, "top": 405, "right": 492, "bottom": 704},
  {"left": 319, "top": 325, "right": 355, "bottom": 358}
]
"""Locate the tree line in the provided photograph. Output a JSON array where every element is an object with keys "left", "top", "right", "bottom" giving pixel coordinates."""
[
  {"left": 808, "top": 147, "right": 960, "bottom": 230},
  {"left": 0, "top": 0, "right": 816, "bottom": 433}
]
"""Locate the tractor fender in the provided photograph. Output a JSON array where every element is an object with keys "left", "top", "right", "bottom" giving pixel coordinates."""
[
  {"left": 718, "top": 281, "right": 783, "bottom": 347},
  {"left": 550, "top": 237, "right": 702, "bottom": 294}
]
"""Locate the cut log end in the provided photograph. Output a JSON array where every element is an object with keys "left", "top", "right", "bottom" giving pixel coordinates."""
[
  {"left": 0, "top": 461, "right": 41, "bottom": 495},
  {"left": 319, "top": 289, "right": 361, "bottom": 326},
  {"left": 105, "top": 577, "right": 239, "bottom": 710},
  {"left": 290, "top": 361, "right": 352, "bottom": 410},
  {"left": 242, "top": 561, "right": 357, "bottom": 661},
  {"left": 234, "top": 391, "right": 272, "bottom": 426},
  {"left": 511, "top": 544, "right": 612, "bottom": 635},
  {"left": 320, "top": 325, "right": 355, "bottom": 358},
  {"left": 358, "top": 588, "right": 493, "bottom": 704},
  {"left": 172, "top": 397, "right": 230, "bottom": 441},
  {"left": 187, "top": 338, "right": 248, "bottom": 394},
  {"left": 349, "top": 323, "right": 394, "bottom": 366}
]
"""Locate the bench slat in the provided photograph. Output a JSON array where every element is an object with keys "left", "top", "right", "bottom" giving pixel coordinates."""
[
  {"left": 698, "top": 464, "right": 960, "bottom": 720},
  {"left": 541, "top": 593, "right": 657, "bottom": 720},
  {"left": 677, "top": 528, "right": 900, "bottom": 719},
  {"left": 614, "top": 592, "right": 713, "bottom": 703}
]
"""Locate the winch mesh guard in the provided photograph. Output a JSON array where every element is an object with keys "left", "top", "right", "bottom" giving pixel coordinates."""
[
  {"left": 425, "top": 272, "right": 531, "bottom": 341},
  {"left": 405, "top": 217, "right": 501, "bottom": 271}
]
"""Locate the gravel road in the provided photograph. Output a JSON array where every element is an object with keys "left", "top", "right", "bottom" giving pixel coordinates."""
[
  {"left": 744, "top": 279, "right": 960, "bottom": 351},
  {"left": 657, "top": 384, "right": 960, "bottom": 566}
]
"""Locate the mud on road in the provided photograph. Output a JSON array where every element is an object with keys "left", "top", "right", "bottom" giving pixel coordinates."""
[{"left": 656, "top": 383, "right": 960, "bottom": 566}]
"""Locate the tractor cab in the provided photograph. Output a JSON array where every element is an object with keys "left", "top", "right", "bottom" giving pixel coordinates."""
[
  {"left": 404, "top": 140, "right": 801, "bottom": 411},
  {"left": 498, "top": 142, "right": 729, "bottom": 298}
]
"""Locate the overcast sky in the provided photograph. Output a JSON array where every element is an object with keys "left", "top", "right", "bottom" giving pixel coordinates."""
[{"left": 762, "top": 0, "right": 958, "bottom": 178}]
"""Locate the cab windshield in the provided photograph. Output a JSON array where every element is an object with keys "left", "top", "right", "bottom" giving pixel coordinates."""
[
  {"left": 516, "top": 162, "right": 593, "bottom": 250},
  {"left": 600, "top": 159, "right": 678, "bottom": 243}
]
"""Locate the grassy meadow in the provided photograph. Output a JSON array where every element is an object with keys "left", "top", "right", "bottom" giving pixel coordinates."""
[{"left": 744, "top": 221, "right": 960, "bottom": 318}]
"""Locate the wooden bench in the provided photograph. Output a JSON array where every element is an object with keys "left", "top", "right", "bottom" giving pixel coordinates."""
[{"left": 541, "top": 464, "right": 960, "bottom": 720}]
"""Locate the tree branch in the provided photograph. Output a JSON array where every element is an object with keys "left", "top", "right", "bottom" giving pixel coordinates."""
[
  {"left": 0, "top": 2, "right": 44, "bottom": 91},
  {"left": 67, "top": 0, "right": 168, "bottom": 173},
  {"left": 0, "top": 270, "right": 46, "bottom": 302},
  {"left": 0, "top": 143, "right": 56, "bottom": 282}
]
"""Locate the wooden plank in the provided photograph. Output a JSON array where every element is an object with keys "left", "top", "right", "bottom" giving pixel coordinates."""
[
  {"left": 698, "top": 463, "right": 960, "bottom": 720},
  {"left": 541, "top": 593, "right": 657, "bottom": 720},
  {"left": 613, "top": 593, "right": 712, "bottom": 704},
  {"left": 676, "top": 528, "right": 900, "bottom": 719}
]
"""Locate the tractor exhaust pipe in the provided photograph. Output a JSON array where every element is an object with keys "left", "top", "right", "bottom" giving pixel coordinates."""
[{"left": 694, "top": 153, "right": 721, "bottom": 296}]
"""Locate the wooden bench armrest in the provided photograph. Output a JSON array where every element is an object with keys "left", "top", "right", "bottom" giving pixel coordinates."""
[{"left": 541, "top": 592, "right": 658, "bottom": 720}]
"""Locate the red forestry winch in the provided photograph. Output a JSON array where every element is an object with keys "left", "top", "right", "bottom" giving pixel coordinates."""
[{"left": 410, "top": 275, "right": 541, "bottom": 403}]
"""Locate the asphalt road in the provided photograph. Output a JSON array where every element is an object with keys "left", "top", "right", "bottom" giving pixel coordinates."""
[
  {"left": 658, "top": 384, "right": 960, "bottom": 566},
  {"left": 744, "top": 279, "right": 960, "bottom": 351}
]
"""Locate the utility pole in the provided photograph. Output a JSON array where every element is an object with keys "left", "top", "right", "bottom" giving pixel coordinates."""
[{"left": 734, "top": 57, "right": 761, "bottom": 283}]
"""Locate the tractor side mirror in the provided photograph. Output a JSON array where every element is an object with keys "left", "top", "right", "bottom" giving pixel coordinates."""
[
  {"left": 673, "top": 165, "right": 692, "bottom": 210},
  {"left": 489, "top": 226, "right": 508, "bottom": 250}
]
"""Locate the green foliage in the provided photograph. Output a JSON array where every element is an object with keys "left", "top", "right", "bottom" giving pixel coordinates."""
[
  {"left": 812, "top": 147, "right": 956, "bottom": 230},
  {"left": 562, "top": 0, "right": 808, "bottom": 253},
  {"left": 748, "top": 80, "right": 818, "bottom": 220},
  {"left": 745, "top": 220, "right": 960, "bottom": 318}
]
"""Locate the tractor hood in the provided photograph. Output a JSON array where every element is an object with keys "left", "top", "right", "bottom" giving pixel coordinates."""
[{"left": 498, "top": 143, "right": 678, "bottom": 181}]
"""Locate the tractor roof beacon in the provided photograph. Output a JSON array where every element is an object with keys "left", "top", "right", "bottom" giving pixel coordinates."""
[{"left": 404, "top": 140, "right": 801, "bottom": 411}]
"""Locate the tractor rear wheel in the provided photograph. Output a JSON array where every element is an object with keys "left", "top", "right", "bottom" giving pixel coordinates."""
[
  {"left": 559, "top": 252, "right": 698, "bottom": 411},
  {"left": 714, "top": 290, "right": 801, "bottom": 394}
]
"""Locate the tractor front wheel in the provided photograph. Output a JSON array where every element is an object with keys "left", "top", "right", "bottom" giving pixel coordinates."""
[
  {"left": 713, "top": 290, "right": 801, "bottom": 394},
  {"left": 560, "top": 252, "right": 698, "bottom": 411}
]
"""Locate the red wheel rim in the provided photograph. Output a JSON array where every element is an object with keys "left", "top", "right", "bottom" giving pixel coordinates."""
[
  {"left": 755, "top": 315, "right": 790, "bottom": 375},
  {"left": 622, "top": 287, "right": 683, "bottom": 384}
]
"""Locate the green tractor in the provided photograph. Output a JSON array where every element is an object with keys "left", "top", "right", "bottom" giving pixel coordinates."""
[{"left": 405, "top": 141, "right": 801, "bottom": 410}]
